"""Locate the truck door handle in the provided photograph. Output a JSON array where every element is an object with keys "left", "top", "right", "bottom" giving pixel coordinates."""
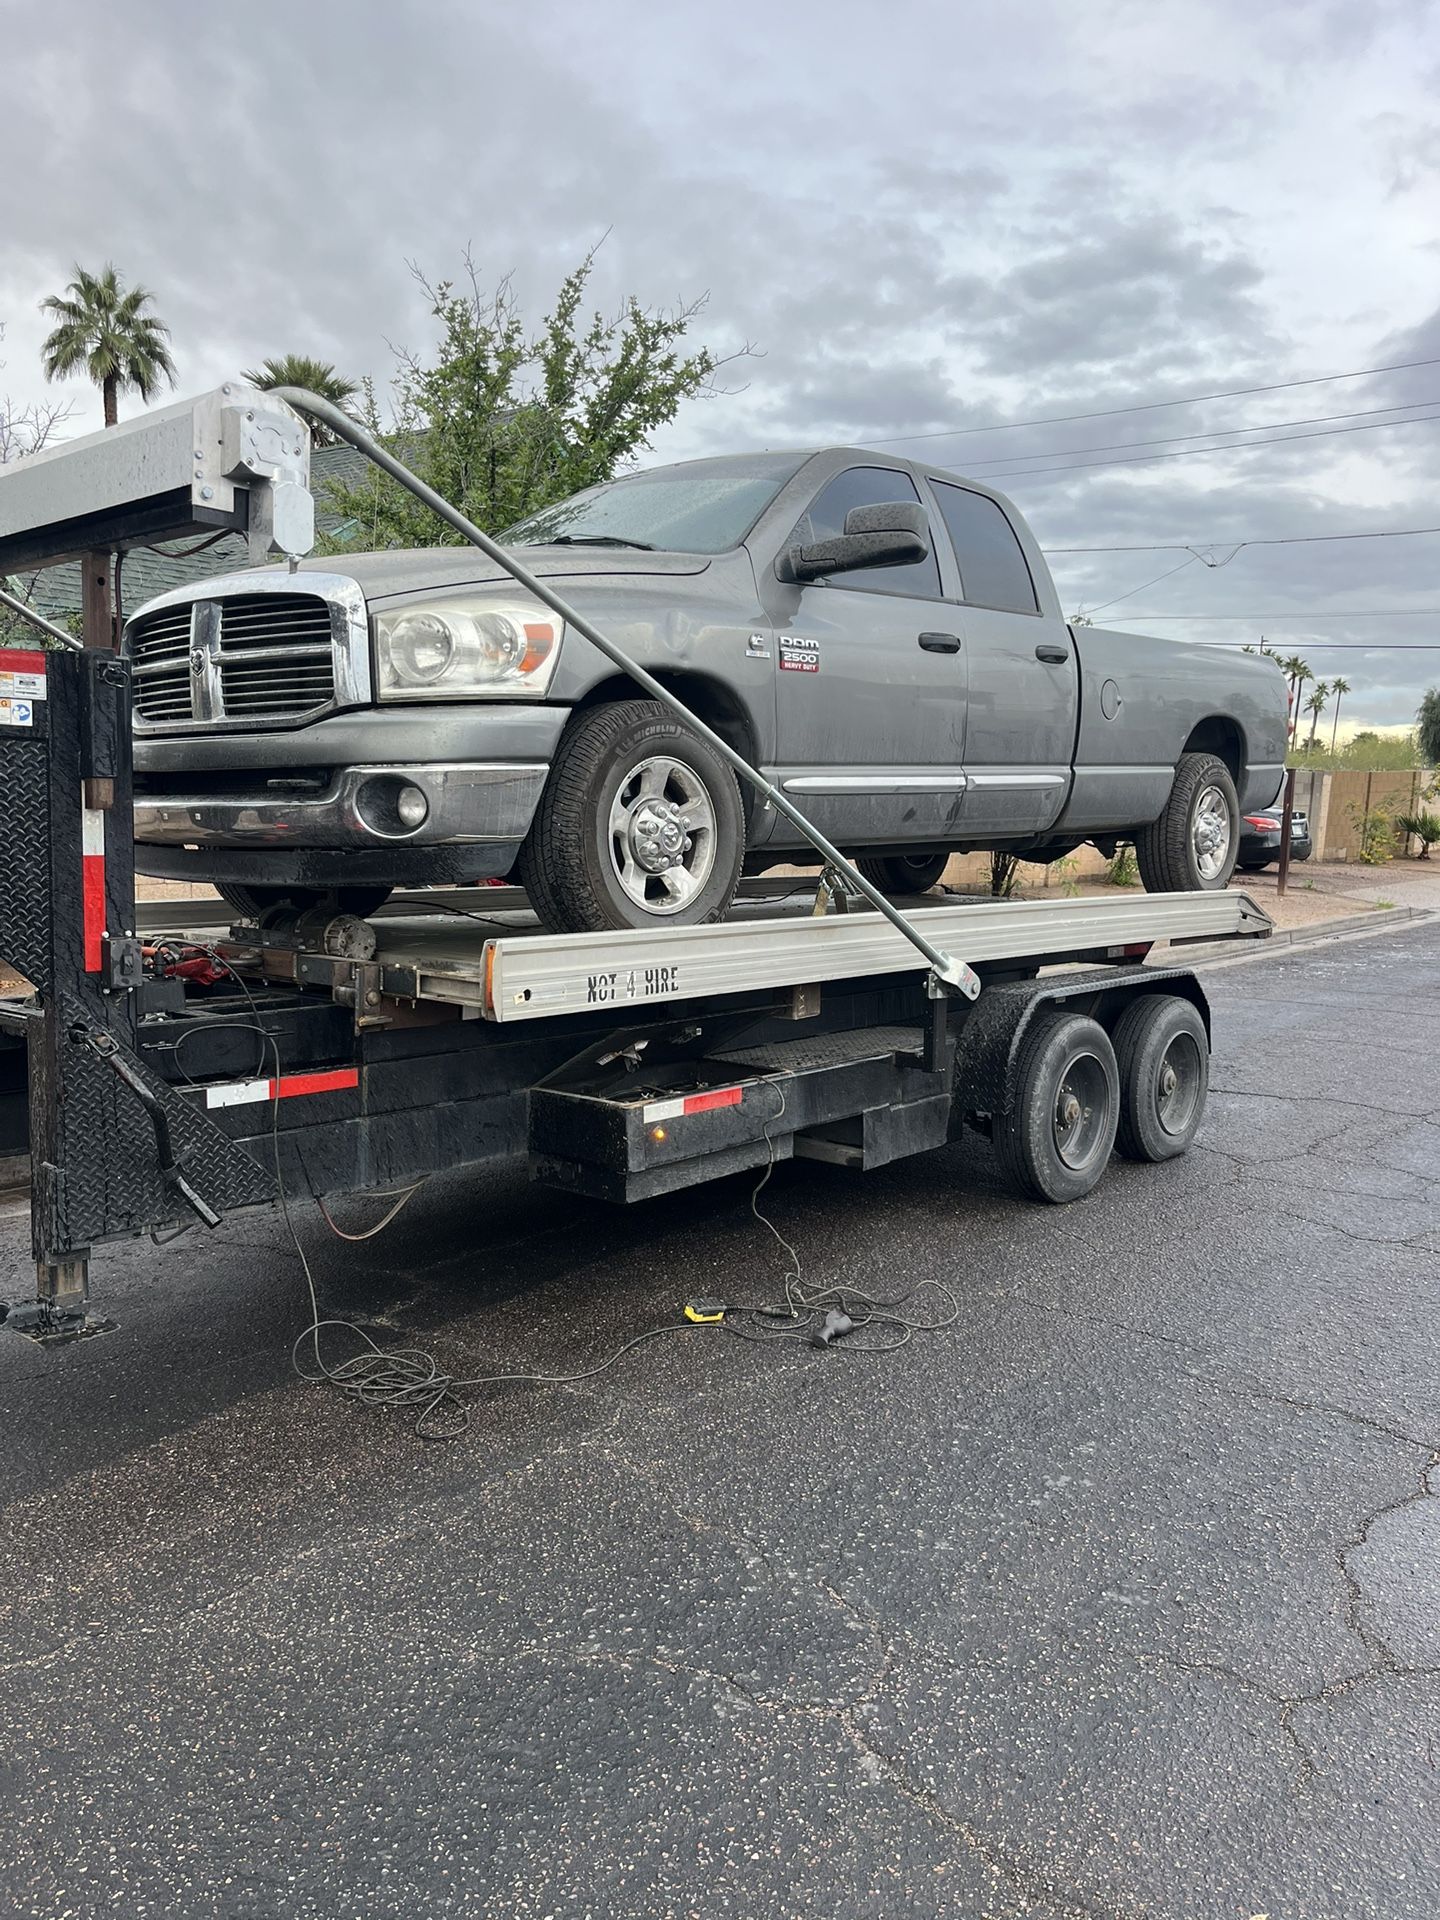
[
  {"left": 918, "top": 632, "right": 961, "bottom": 653},
  {"left": 1035, "top": 644, "right": 1070, "bottom": 664}
]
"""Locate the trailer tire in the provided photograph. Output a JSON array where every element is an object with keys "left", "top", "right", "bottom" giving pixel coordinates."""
[
  {"left": 855, "top": 852, "right": 950, "bottom": 895},
  {"left": 1112, "top": 994, "right": 1208, "bottom": 1162},
  {"left": 1135, "top": 752, "right": 1239, "bottom": 892},
  {"left": 519, "top": 700, "right": 744, "bottom": 933},
  {"left": 992, "top": 1011, "right": 1119, "bottom": 1203},
  {"left": 216, "top": 882, "right": 393, "bottom": 921}
]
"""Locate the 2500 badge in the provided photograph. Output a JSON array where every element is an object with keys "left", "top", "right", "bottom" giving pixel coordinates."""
[{"left": 778, "top": 634, "right": 820, "bottom": 673}]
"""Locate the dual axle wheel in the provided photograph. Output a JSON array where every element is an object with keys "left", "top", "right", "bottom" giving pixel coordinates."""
[{"left": 992, "top": 994, "right": 1208, "bottom": 1204}]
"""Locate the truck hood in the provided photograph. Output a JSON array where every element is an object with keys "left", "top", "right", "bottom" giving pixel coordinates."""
[{"left": 288, "top": 545, "right": 712, "bottom": 605}]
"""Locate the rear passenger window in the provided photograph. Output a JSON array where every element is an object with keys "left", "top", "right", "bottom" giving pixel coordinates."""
[
  {"left": 931, "top": 481, "right": 1039, "bottom": 614},
  {"left": 791, "top": 466, "right": 941, "bottom": 600}
]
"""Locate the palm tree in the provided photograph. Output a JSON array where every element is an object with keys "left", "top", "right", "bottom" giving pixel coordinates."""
[
  {"left": 1279, "top": 655, "right": 1312, "bottom": 747},
  {"left": 1304, "top": 681, "right": 1328, "bottom": 753},
  {"left": 240, "top": 356, "right": 359, "bottom": 445},
  {"left": 1419, "top": 688, "right": 1440, "bottom": 767},
  {"left": 1329, "top": 676, "right": 1351, "bottom": 755},
  {"left": 40, "top": 264, "right": 176, "bottom": 427}
]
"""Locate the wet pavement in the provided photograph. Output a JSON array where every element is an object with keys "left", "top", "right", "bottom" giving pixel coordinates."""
[{"left": 1, "top": 918, "right": 1437, "bottom": 1918}]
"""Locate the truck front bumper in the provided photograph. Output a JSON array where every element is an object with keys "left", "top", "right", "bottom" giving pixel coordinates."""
[
  {"left": 131, "top": 701, "right": 567, "bottom": 888},
  {"left": 133, "top": 761, "right": 548, "bottom": 850}
]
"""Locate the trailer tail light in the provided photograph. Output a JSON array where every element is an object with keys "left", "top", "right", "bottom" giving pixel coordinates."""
[
  {"left": 642, "top": 1085, "right": 744, "bottom": 1124},
  {"left": 1106, "top": 941, "right": 1153, "bottom": 960}
]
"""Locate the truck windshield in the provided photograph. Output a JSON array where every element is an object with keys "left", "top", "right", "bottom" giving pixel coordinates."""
[{"left": 502, "top": 451, "right": 810, "bottom": 555}]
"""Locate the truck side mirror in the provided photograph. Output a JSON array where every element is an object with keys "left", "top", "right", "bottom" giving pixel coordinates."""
[{"left": 782, "top": 501, "right": 930, "bottom": 583}]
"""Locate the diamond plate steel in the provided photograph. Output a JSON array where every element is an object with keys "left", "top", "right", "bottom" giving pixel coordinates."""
[
  {"left": 0, "top": 737, "right": 53, "bottom": 990},
  {"left": 34, "top": 998, "right": 276, "bottom": 1254}
]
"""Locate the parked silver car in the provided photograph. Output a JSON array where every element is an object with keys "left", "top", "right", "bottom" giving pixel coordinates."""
[{"left": 127, "top": 448, "right": 1288, "bottom": 931}]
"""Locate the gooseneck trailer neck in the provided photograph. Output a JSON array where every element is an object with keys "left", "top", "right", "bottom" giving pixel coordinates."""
[{"left": 0, "top": 385, "right": 1271, "bottom": 1339}]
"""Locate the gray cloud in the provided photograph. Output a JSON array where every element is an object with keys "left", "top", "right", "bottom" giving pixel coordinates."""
[{"left": 2, "top": 0, "right": 1438, "bottom": 727}]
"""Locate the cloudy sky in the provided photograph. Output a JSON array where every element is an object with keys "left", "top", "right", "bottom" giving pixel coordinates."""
[{"left": 3, "top": 0, "right": 1438, "bottom": 726}]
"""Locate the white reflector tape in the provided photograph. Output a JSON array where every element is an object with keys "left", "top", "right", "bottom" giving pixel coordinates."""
[{"left": 206, "top": 1078, "right": 271, "bottom": 1109}]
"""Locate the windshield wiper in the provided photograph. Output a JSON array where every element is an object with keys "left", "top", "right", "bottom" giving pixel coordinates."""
[{"left": 546, "top": 534, "right": 656, "bottom": 550}]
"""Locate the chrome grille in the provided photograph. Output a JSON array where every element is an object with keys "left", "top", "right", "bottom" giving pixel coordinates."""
[{"left": 128, "top": 589, "right": 341, "bottom": 728}]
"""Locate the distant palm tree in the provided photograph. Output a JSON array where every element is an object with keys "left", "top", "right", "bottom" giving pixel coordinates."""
[
  {"left": 1329, "top": 676, "right": 1351, "bottom": 755},
  {"left": 1304, "top": 681, "right": 1328, "bottom": 752},
  {"left": 241, "top": 356, "right": 360, "bottom": 444},
  {"left": 40, "top": 263, "right": 176, "bottom": 427},
  {"left": 1280, "top": 656, "right": 1312, "bottom": 747}
]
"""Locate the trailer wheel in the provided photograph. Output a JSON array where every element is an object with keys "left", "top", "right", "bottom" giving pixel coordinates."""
[
  {"left": 1112, "top": 994, "right": 1208, "bottom": 1162},
  {"left": 855, "top": 852, "right": 949, "bottom": 895},
  {"left": 1135, "top": 752, "right": 1239, "bottom": 892},
  {"left": 519, "top": 699, "right": 744, "bottom": 933},
  {"left": 216, "top": 883, "right": 392, "bottom": 921},
  {"left": 993, "top": 1011, "right": 1119, "bottom": 1203}
]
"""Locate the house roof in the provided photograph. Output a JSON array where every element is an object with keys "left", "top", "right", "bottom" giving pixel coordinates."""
[{"left": 11, "top": 443, "right": 371, "bottom": 625}]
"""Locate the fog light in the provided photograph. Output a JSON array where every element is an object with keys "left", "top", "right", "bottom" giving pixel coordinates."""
[{"left": 396, "top": 784, "right": 429, "bottom": 828}]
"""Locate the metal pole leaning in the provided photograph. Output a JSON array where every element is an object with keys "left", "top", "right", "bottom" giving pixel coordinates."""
[
  {"left": 272, "top": 389, "right": 980, "bottom": 998},
  {"left": 0, "top": 584, "right": 84, "bottom": 652}
]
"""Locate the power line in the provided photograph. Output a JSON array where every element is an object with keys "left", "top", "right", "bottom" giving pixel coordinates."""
[
  {"left": 1203, "top": 641, "right": 1440, "bottom": 650},
  {"left": 968, "top": 398, "right": 1437, "bottom": 471},
  {"left": 859, "top": 353, "right": 1440, "bottom": 447},
  {"left": 1101, "top": 609, "right": 1440, "bottom": 620},
  {"left": 973, "top": 408, "right": 1440, "bottom": 482},
  {"left": 1080, "top": 554, "right": 1198, "bottom": 617},
  {"left": 1044, "top": 525, "right": 1440, "bottom": 553}
]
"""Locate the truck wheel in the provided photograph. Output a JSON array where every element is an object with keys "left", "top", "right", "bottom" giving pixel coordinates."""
[
  {"left": 855, "top": 852, "right": 949, "bottom": 895},
  {"left": 216, "top": 883, "right": 392, "bottom": 920},
  {"left": 992, "top": 1010, "right": 1119, "bottom": 1203},
  {"left": 1135, "top": 752, "right": 1239, "bottom": 892},
  {"left": 519, "top": 700, "right": 744, "bottom": 933},
  {"left": 1112, "top": 994, "right": 1209, "bottom": 1162}
]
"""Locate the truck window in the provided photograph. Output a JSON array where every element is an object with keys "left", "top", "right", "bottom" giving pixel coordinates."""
[
  {"left": 930, "top": 481, "right": 1039, "bottom": 615},
  {"left": 790, "top": 467, "right": 941, "bottom": 600}
]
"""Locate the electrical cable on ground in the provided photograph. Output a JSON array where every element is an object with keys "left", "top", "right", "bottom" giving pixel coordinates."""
[{"left": 159, "top": 960, "right": 960, "bottom": 1436}]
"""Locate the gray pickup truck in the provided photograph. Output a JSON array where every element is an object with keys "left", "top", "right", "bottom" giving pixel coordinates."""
[{"left": 127, "top": 447, "right": 1288, "bottom": 932}]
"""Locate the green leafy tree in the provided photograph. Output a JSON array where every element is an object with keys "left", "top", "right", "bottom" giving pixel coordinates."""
[
  {"left": 324, "top": 251, "right": 736, "bottom": 550},
  {"left": 39, "top": 263, "right": 176, "bottom": 427},
  {"left": 1328, "top": 675, "right": 1350, "bottom": 754},
  {"left": 1419, "top": 688, "right": 1440, "bottom": 766},
  {"left": 241, "top": 355, "right": 360, "bottom": 445}
]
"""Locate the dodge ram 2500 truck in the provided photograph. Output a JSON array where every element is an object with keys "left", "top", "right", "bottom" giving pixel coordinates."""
[{"left": 125, "top": 445, "right": 1288, "bottom": 932}]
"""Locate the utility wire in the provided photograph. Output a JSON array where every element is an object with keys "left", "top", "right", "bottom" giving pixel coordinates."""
[
  {"left": 1099, "top": 609, "right": 1440, "bottom": 620},
  {"left": 1043, "top": 524, "right": 1440, "bottom": 553},
  {"left": 967, "top": 397, "right": 1437, "bottom": 471},
  {"left": 858, "top": 353, "right": 1440, "bottom": 447},
  {"left": 971, "top": 408, "right": 1440, "bottom": 482},
  {"left": 1078, "top": 554, "right": 1199, "bottom": 618}
]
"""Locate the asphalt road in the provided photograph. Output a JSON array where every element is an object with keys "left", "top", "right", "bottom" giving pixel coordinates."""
[{"left": 2, "top": 919, "right": 1437, "bottom": 1919}]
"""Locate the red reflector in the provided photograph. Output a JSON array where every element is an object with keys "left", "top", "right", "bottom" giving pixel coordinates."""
[
  {"left": 682, "top": 1086, "right": 743, "bottom": 1116},
  {"left": 274, "top": 1068, "right": 359, "bottom": 1099},
  {"left": 0, "top": 647, "right": 47, "bottom": 675}
]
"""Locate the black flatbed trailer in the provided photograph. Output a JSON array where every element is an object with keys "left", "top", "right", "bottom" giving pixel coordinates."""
[
  {"left": 0, "top": 384, "right": 1272, "bottom": 1340},
  {"left": 0, "top": 641, "right": 1271, "bottom": 1337}
]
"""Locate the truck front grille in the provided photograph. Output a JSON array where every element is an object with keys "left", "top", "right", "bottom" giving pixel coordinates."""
[{"left": 128, "top": 590, "right": 342, "bottom": 729}]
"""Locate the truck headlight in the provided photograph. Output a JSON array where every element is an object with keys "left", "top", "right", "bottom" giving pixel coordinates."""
[{"left": 373, "top": 598, "right": 562, "bottom": 700}]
